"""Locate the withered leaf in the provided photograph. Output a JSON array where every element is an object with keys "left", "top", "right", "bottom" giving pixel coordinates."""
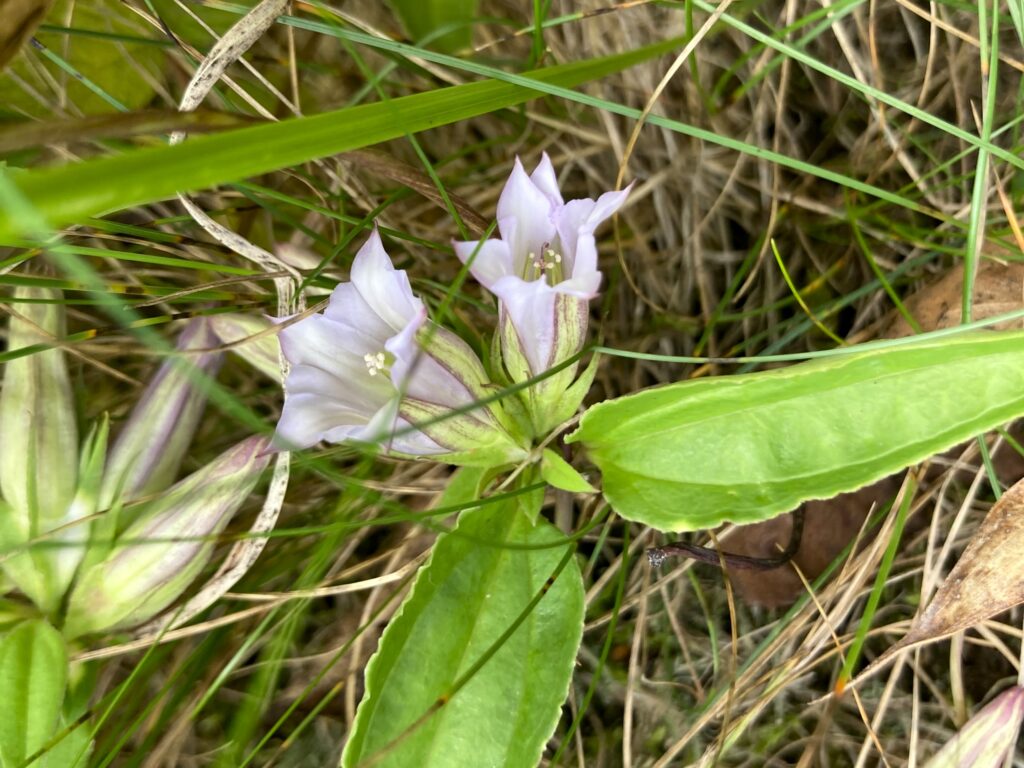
[{"left": 865, "top": 476, "right": 1024, "bottom": 674}]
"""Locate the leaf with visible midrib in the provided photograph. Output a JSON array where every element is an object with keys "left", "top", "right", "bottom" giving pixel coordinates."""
[
  {"left": 0, "top": 619, "right": 68, "bottom": 768},
  {"left": 341, "top": 501, "right": 583, "bottom": 768},
  {"left": 569, "top": 331, "right": 1024, "bottom": 532}
]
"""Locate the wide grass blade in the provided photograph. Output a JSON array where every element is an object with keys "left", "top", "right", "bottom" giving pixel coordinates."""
[{"left": 0, "top": 34, "right": 684, "bottom": 242}]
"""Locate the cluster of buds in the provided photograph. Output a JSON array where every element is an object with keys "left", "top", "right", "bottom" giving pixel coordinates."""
[
  {"left": 275, "top": 155, "right": 630, "bottom": 455},
  {"left": 0, "top": 288, "right": 269, "bottom": 635}
]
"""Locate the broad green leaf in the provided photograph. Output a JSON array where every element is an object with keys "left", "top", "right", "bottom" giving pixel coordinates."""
[
  {"left": 436, "top": 465, "right": 493, "bottom": 509},
  {"left": 0, "top": 619, "right": 67, "bottom": 768},
  {"left": 389, "top": 0, "right": 477, "bottom": 53},
  {"left": 568, "top": 331, "right": 1024, "bottom": 532},
  {"left": 36, "top": 717, "right": 90, "bottom": 768},
  {"left": 341, "top": 501, "right": 584, "bottom": 768},
  {"left": 541, "top": 448, "right": 597, "bottom": 494},
  {"left": 0, "top": 34, "right": 684, "bottom": 242}
]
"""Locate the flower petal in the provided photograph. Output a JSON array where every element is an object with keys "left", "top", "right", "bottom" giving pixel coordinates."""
[
  {"left": 275, "top": 393, "right": 364, "bottom": 449},
  {"left": 285, "top": 364, "right": 390, "bottom": 417},
  {"left": 323, "top": 282, "right": 394, "bottom": 344},
  {"left": 496, "top": 158, "right": 557, "bottom": 267},
  {"left": 529, "top": 152, "right": 564, "bottom": 206},
  {"left": 557, "top": 269, "right": 602, "bottom": 299},
  {"left": 387, "top": 308, "right": 475, "bottom": 409},
  {"left": 452, "top": 237, "right": 514, "bottom": 289},
  {"left": 279, "top": 314, "right": 377, "bottom": 379},
  {"left": 491, "top": 276, "right": 558, "bottom": 374},
  {"left": 555, "top": 187, "right": 630, "bottom": 278},
  {"left": 349, "top": 228, "right": 423, "bottom": 333}
]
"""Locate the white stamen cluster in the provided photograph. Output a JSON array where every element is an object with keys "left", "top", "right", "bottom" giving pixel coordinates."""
[
  {"left": 544, "top": 248, "right": 562, "bottom": 268},
  {"left": 363, "top": 351, "right": 387, "bottom": 376},
  {"left": 526, "top": 248, "right": 564, "bottom": 280}
]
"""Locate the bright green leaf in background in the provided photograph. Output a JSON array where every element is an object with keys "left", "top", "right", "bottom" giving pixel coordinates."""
[
  {"left": 388, "top": 0, "right": 478, "bottom": 53},
  {"left": 341, "top": 499, "right": 584, "bottom": 768},
  {"left": 569, "top": 331, "right": 1024, "bottom": 532},
  {"left": 0, "top": 619, "right": 68, "bottom": 767}
]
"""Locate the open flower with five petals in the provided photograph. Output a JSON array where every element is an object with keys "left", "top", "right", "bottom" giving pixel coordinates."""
[
  {"left": 275, "top": 229, "right": 527, "bottom": 466},
  {"left": 453, "top": 154, "right": 631, "bottom": 433}
]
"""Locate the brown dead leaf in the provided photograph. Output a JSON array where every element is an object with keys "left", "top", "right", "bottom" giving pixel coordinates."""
[
  {"left": 882, "top": 260, "right": 1024, "bottom": 339},
  {"left": 861, "top": 476, "right": 1024, "bottom": 678},
  {"left": 0, "top": 0, "right": 54, "bottom": 70},
  {"left": 727, "top": 479, "right": 900, "bottom": 608}
]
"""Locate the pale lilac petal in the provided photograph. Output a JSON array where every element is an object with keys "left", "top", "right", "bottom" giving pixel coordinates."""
[
  {"left": 386, "top": 308, "right": 475, "bottom": 408},
  {"left": 278, "top": 380, "right": 443, "bottom": 455},
  {"left": 568, "top": 233, "right": 599, "bottom": 285},
  {"left": 323, "top": 282, "right": 393, "bottom": 344},
  {"left": 286, "top": 364, "right": 391, "bottom": 418},
  {"left": 529, "top": 153, "right": 564, "bottom": 206},
  {"left": 276, "top": 393, "right": 368, "bottom": 449},
  {"left": 555, "top": 187, "right": 630, "bottom": 278},
  {"left": 349, "top": 228, "right": 423, "bottom": 333},
  {"left": 452, "top": 237, "right": 514, "bottom": 289},
  {"left": 491, "top": 276, "right": 558, "bottom": 375},
  {"left": 279, "top": 314, "right": 377, "bottom": 379},
  {"left": 496, "top": 158, "right": 557, "bottom": 265},
  {"left": 554, "top": 198, "right": 596, "bottom": 276},
  {"left": 557, "top": 269, "right": 602, "bottom": 299}
]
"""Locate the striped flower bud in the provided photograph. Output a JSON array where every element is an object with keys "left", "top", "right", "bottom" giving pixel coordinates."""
[
  {"left": 63, "top": 435, "right": 270, "bottom": 637},
  {"left": 208, "top": 312, "right": 282, "bottom": 383},
  {"left": 0, "top": 286, "right": 79, "bottom": 612},
  {"left": 99, "top": 318, "right": 222, "bottom": 509},
  {"left": 925, "top": 686, "right": 1024, "bottom": 768}
]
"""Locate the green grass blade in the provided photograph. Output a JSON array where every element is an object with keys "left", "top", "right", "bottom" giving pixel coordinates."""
[{"left": 0, "top": 35, "right": 685, "bottom": 242}]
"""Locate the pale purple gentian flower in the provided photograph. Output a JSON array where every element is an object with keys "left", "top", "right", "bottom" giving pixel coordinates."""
[
  {"left": 274, "top": 229, "right": 526, "bottom": 466},
  {"left": 453, "top": 154, "right": 630, "bottom": 432}
]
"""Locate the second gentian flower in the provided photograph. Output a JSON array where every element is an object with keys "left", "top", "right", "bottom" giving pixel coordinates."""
[{"left": 453, "top": 154, "right": 631, "bottom": 434}]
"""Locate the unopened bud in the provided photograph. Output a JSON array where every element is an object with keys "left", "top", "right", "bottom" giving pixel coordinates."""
[
  {"left": 208, "top": 312, "right": 282, "bottom": 383},
  {"left": 64, "top": 435, "right": 270, "bottom": 637},
  {"left": 0, "top": 287, "right": 78, "bottom": 612},
  {"left": 100, "top": 318, "right": 222, "bottom": 509}
]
